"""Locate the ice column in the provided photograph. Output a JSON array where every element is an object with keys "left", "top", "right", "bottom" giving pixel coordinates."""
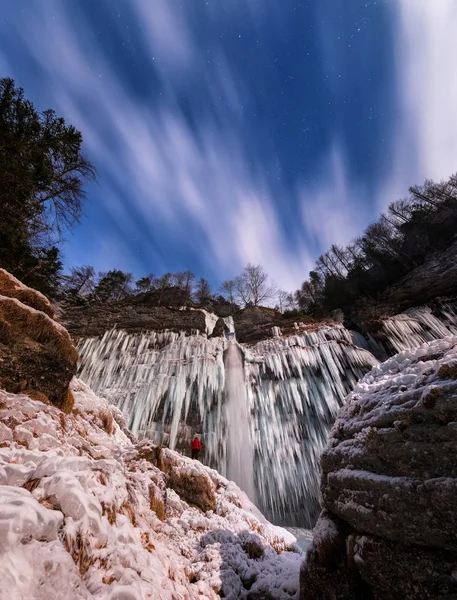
[{"left": 223, "top": 341, "right": 256, "bottom": 501}]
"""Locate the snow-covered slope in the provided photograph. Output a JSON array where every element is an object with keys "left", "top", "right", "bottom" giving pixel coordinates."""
[{"left": 0, "top": 379, "right": 301, "bottom": 600}]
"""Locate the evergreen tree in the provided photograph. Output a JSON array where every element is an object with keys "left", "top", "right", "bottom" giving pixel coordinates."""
[
  {"left": 195, "top": 278, "right": 212, "bottom": 304},
  {"left": 94, "top": 270, "right": 133, "bottom": 301},
  {"left": 135, "top": 274, "right": 156, "bottom": 293},
  {"left": 0, "top": 78, "right": 95, "bottom": 294}
]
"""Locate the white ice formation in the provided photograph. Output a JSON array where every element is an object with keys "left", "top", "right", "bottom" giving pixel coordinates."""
[
  {"left": 76, "top": 301, "right": 457, "bottom": 527},
  {"left": 0, "top": 379, "right": 301, "bottom": 600},
  {"left": 379, "top": 304, "right": 457, "bottom": 353},
  {"left": 352, "top": 303, "right": 457, "bottom": 360},
  {"left": 77, "top": 322, "right": 378, "bottom": 527},
  {"left": 224, "top": 341, "right": 256, "bottom": 502}
]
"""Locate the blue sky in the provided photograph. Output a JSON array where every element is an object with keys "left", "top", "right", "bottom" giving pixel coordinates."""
[{"left": 1, "top": 0, "right": 457, "bottom": 291}]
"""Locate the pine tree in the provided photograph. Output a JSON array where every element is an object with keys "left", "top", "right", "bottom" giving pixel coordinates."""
[{"left": 0, "top": 78, "right": 95, "bottom": 294}]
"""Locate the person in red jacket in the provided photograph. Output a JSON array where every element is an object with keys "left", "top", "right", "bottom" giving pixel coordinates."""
[{"left": 191, "top": 436, "right": 202, "bottom": 460}]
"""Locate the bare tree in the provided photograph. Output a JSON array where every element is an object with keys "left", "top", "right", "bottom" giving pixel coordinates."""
[
  {"left": 62, "top": 265, "right": 95, "bottom": 296},
  {"left": 331, "top": 244, "right": 352, "bottom": 274},
  {"left": 182, "top": 270, "right": 195, "bottom": 296},
  {"left": 234, "top": 264, "right": 276, "bottom": 307},
  {"left": 276, "top": 289, "right": 294, "bottom": 312},
  {"left": 170, "top": 272, "right": 186, "bottom": 288},
  {"left": 220, "top": 279, "right": 236, "bottom": 304}
]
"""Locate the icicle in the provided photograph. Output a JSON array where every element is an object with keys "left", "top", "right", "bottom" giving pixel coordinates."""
[
  {"left": 381, "top": 306, "right": 457, "bottom": 353},
  {"left": 77, "top": 322, "right": 377, "bottom": 527},
  {"left": 224, "top": 341, "right": 256, "bottom": 501}
]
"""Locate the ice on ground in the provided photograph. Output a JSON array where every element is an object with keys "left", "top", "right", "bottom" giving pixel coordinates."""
[{"left": 0, "top": 378, "right": 302, "bottom": 600}]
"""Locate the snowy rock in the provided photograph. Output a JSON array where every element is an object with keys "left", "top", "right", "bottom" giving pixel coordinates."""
[
  {"left": 301, "top": 336, "right": 457, "bottom": 599},
  {"left": 0, "top": 268, "right": 55, "bottom": 318},
  {"left": 0, "top": 269, "right": 78, "bottom": 409},
  {"left": 0, "top": 485, "right": 63, "bottom": 546},
  {"left": 0, "top": 381, "right": 302, "bottom": 600}
]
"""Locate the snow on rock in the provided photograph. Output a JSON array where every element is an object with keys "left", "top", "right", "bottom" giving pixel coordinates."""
[
  {"left": 0, "top": 270, "right": 79, "bottom": 410},
  {"left": 300, "top": 335, "right": 457, "bottom": 599},
  {"left": 0, "top": 486, "right": 63, "bottom": 546},
  {"left": 0, "top": 267, "right": 55, "bottom": 318},
  {"left": 0, "top": 379, "right": 301, "bottom": 600}
]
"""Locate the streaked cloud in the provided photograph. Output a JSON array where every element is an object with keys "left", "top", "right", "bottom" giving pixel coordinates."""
[
  {"left": 380, "top": 0, "right": 457, "bottom": 206},
  {"left": 1, "top": 0, "right": 456, "bottom": 293},
  {"left": 0, "top": 0, "right": 314, "bottom": 289}
]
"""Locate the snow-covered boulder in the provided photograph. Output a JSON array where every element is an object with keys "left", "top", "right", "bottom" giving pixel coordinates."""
[
  {"left": 0, "top": 269, "right": 78, "bottom": 410},
  {"left": 0, "top": 378, "right": 301, "bottom": 600},
  {"left": 300, "top": 336, "right": 457, "bottom": 599}
]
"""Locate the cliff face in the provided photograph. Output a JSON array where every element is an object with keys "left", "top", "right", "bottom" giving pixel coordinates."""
[
  {"left": 61, "top": 301, "right": 209, "bottom": 338},
  {"left": 0, "top": 269, "right": 78, "bottom": 410},
  {"left": 62, "top": 301, "right": 323, "bottom": 344},
  {"left": 380, "top": 239, "right": 457, "bottom": 313}
]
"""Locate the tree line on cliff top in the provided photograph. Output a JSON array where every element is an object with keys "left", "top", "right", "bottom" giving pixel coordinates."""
[
  {"left": 294, "top": 174, "right": 457, "bottom": 319},
  {"left": 59, "top": 263, "right": 279, "bottom": 310},
  {"left": 1, "top": 77, "right": 456, "bottom": 316}
]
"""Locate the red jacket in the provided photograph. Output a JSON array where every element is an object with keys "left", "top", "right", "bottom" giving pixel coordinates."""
[{"left": 191, "top": 438, "right": 202, "bottom": 450}]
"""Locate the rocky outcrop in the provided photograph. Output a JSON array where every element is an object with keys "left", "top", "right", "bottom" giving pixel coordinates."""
[
  {"left": 382, "top": 240, "right": 457, "bottom": 312},
  {"left": 0, "top": 269, "right": 56, "bottom": 318},
  {"left": 232, "top": 306, "right": 330, "bottom": 344},
  {"left": 62, "top": 302, "right": 209, "bottom": 338},
  {"left": 0, "top": 269, "right": 78, "bottom": 410},
  {"left": 300, "top": 336, "right": 457, "bottom": 599},
  {"left": 62, "top": 296, "right": 330, "bottom": 345}
]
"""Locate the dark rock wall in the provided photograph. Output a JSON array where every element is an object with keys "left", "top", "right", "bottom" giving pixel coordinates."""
[{"left": 300, "top": 337, "right": 457, "bottom": 600}]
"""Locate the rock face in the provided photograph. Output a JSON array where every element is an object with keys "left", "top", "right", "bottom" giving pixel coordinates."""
[
  {"left": 382, "top": 240, "right": 457, "bottom": 312},
  {"left": 62, "top": 297, "right": 329, "bottom": 345},
  {"left": 0, "top": 269, "right": 78, "bottom": 410},
  {"left": 300, "top": 336, "right": 457, "bottom": 600},
  {"left": 62, "top": 301, "right": 209, "bottom": 338}
]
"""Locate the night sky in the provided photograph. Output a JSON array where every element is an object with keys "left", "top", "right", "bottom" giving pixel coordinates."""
[{"left": 1, "top": 1, "right": 456, "bottom": 291}]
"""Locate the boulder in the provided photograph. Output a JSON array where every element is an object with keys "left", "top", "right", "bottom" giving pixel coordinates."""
[
  {"left": 0, "top": 270, "right": 78, "bottom": 410},
  {"left": 301, "top": 337, "right": 457, "bottom": 600},
  {"left": 166, "top": 459, "right": 217, "bottom": 513}
]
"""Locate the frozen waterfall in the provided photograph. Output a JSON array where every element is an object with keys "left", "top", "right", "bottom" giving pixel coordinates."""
[
  {"left": 224, "top": 341, "right": 256, "bottom": 501},
  {"left": 77, "top": 321, "right": 378, "bottom": 527}
]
